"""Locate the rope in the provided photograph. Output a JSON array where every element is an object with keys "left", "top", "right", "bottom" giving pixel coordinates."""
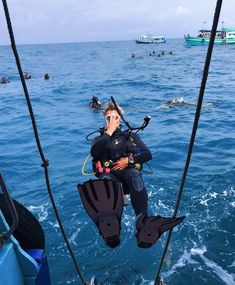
[
  {"left": 82, "top": 153, "right": 96, "bottom": 176},
  {"left": 1, "top": 1, "right": 89, "bottom": 284},
  {"left": 154, "top": 1, "right": 223, "bottom": 284}
]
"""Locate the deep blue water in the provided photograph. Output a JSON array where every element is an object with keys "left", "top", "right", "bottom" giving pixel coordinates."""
[{"left": 0, "top": 39, "right": 235, "bottom": 285}]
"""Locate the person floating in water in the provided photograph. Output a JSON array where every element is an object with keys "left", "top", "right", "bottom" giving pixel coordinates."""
[
  {"left": 89, "top": 95, "right": 102, "bottom": 109},
  {"left": 163, "top": 98, "right": 194, "bottom": 108},
  {"left": 24, "top": 72, "right": 32, "bottom": 80},
  {"left": 88, "top": 102, "right": 184, "bottom": 247},
  {"left": 43, "top": 73, "right": 50, "bottom": 80},
  {"left": 0, "top": 76, "right": 10, "bottom": 84}
]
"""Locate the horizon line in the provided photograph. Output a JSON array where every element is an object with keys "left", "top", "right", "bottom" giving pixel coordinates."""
[{"left": 0, "top": 37, "right": 184, "bottom": 47}]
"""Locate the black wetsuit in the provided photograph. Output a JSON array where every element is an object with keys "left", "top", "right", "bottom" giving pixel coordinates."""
[
  {"left": 91, "top": 129, "right": 152, "bottom": 216},
  {"left": 92, "top": 96, "right": 99, "bottom": 104}
]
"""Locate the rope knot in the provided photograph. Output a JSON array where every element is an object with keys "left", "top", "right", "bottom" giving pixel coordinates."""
[{"left": 41, "top": 159, "right": 49, "bottom": 167}]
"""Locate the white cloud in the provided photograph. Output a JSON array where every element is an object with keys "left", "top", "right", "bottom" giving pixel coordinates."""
[{"left": 176, "top": 6, "right": 190, "bottom": 15}]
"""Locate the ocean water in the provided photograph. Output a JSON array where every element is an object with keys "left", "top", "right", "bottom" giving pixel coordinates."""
[{"left": 0, "top": 39, "right": 235, "bottom": 285}]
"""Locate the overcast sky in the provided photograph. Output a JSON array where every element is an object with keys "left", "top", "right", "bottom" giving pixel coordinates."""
[{"left": 0, "top": 0, "right": 234, "bottom": 45}]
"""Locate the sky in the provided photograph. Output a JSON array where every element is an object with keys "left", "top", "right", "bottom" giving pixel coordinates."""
[{"left": 0, "top": 0, "right": 234, "bottom": 45}]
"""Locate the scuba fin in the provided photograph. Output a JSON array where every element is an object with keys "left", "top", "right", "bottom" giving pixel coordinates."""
[
  {"left": 77, "top": 179, "right": 124, "bottom": 248},
  {"left": 136, "top": 215, "right": 185, "bottom": 248}
]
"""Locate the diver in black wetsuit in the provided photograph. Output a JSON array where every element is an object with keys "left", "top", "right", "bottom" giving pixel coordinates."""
[
  {"left": 89, "top": 95, "right": 102, "bottom": 109},
  {"left": 91, "top": 103, "right": 151, "bottom": 216},
  {"left": 90, "top": 102, "right": 185, "bottom": 248},
  {"left": 43, "top": 73, "right": 50, "bottom": 80},
  {"left": 92, "top": 95, "right": 98, "bottom": 103},
  {"left": 0, "top": 76, "right": 10, "bottom": 84}
]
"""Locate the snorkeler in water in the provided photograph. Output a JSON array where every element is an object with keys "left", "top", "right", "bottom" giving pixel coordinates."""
[
  {"left": 89, "top": 95, "right": 102, "bottom": 109},
  {"left": 0, "top": 76, "right": 10, "bottom": 84},
  {"left": 24, "top": 72, "right": 32, "bottom": 80},
  {"left": 43, "top": 73, "right": 50, "bottom": 80}
]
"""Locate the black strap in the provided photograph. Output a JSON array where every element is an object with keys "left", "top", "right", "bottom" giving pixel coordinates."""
[
  {"left": 154, "top": 1, "right": 223, "bottom": 284},
  {"left": 111, "top": 96, "right": 132, "bottom": 129},
  {"left": 1, "top": 1, "right": 89, "bottom": 284}
]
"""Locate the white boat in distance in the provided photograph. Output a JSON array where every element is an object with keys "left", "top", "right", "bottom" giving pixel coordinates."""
[{"left": 136, "top": 34, "right": 165, "bottom": 44}]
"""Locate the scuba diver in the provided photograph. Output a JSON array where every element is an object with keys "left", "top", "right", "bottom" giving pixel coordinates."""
[
  {"left": 89, "top": 95, "right": 102, "bottom": 109},
  {"left": 43, "top": 73, "right": 50, "bottom": 80},
  {"left": 78, "top": 102, "right": 184, "bottom": 248},
  {"left": 24, "top": 72, "right": 32, "bottom": 80},
  {"left": 0, "top": 76, "right": 10, "bottom": 84},
  {"left": 91, "top": 102, "right": 152, "bottom": 218}
]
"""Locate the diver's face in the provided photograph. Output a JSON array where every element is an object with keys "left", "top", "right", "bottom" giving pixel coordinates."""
[{"left": 105, "top": 110, "right": 121, "bottom": 126}]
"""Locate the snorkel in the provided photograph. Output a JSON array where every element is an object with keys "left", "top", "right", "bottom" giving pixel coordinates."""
[{"left": 110, "top": 96, "right": 151, "bottom": 134}]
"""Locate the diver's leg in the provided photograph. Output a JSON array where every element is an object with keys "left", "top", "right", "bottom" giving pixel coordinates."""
[{"left": 122, "top": 169, "right": 148, "bottom": 216}]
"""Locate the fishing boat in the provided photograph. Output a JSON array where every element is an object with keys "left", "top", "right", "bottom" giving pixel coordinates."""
[
  {"left": 184, "top": 27, "right": 235, "bottom": 46},
  {"left": 136, "top": 34, "right": 165, "bottom": 44}
]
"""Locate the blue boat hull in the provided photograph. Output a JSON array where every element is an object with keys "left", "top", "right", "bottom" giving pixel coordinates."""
[
  {"left": 0, "top": 211, "right": 51, "bottom": 285},
  {"left": 184, "top": 36, "right": 235, "bottom": 46}
]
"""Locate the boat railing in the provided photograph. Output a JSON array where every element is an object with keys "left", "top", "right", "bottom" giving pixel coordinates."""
[{"left": 0, "top": 171, "right": 19, "bottom": 246}]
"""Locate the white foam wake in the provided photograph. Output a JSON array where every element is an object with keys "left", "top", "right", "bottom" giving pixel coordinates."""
[
  {"left": 191, "top": 247, "right": 235, "bottom": 285},
  {"left": 27, "top": 203, "right": 49, "bottom": 222},
  {"left": 68, "top": 228, "right": 81, "bottom": 246},
  {"left": 165, "top": 246, "right": 235, "bottom": 285}
]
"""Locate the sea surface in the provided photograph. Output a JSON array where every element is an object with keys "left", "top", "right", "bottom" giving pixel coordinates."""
[{"left": 0, "top": 39, "right": 235, "bottom": 285}]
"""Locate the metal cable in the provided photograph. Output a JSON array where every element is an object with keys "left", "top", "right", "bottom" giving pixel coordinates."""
[
  {"left": 1, "top": 0, "right": 89, "bottom": 283},
  {"left": 154, "top": 1, "right": 223, "bottom": 284}
]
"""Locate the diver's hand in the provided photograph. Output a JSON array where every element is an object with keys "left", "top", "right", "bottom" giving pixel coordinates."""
[
  {"left": 112, "top": 157, "right": 129, "bottom": 171},
  {"left": 105, "top": 115, "right": 120, "bottom": 136}
]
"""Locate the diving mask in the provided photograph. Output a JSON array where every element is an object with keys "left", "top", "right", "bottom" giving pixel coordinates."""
[{"left": 105, "top": 115, "right": 120, "bottom": 121}]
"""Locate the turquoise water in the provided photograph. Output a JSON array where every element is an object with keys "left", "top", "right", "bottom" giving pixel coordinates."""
[{"left": 0, "top": 39, "right": 235, "bottom": 285}]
